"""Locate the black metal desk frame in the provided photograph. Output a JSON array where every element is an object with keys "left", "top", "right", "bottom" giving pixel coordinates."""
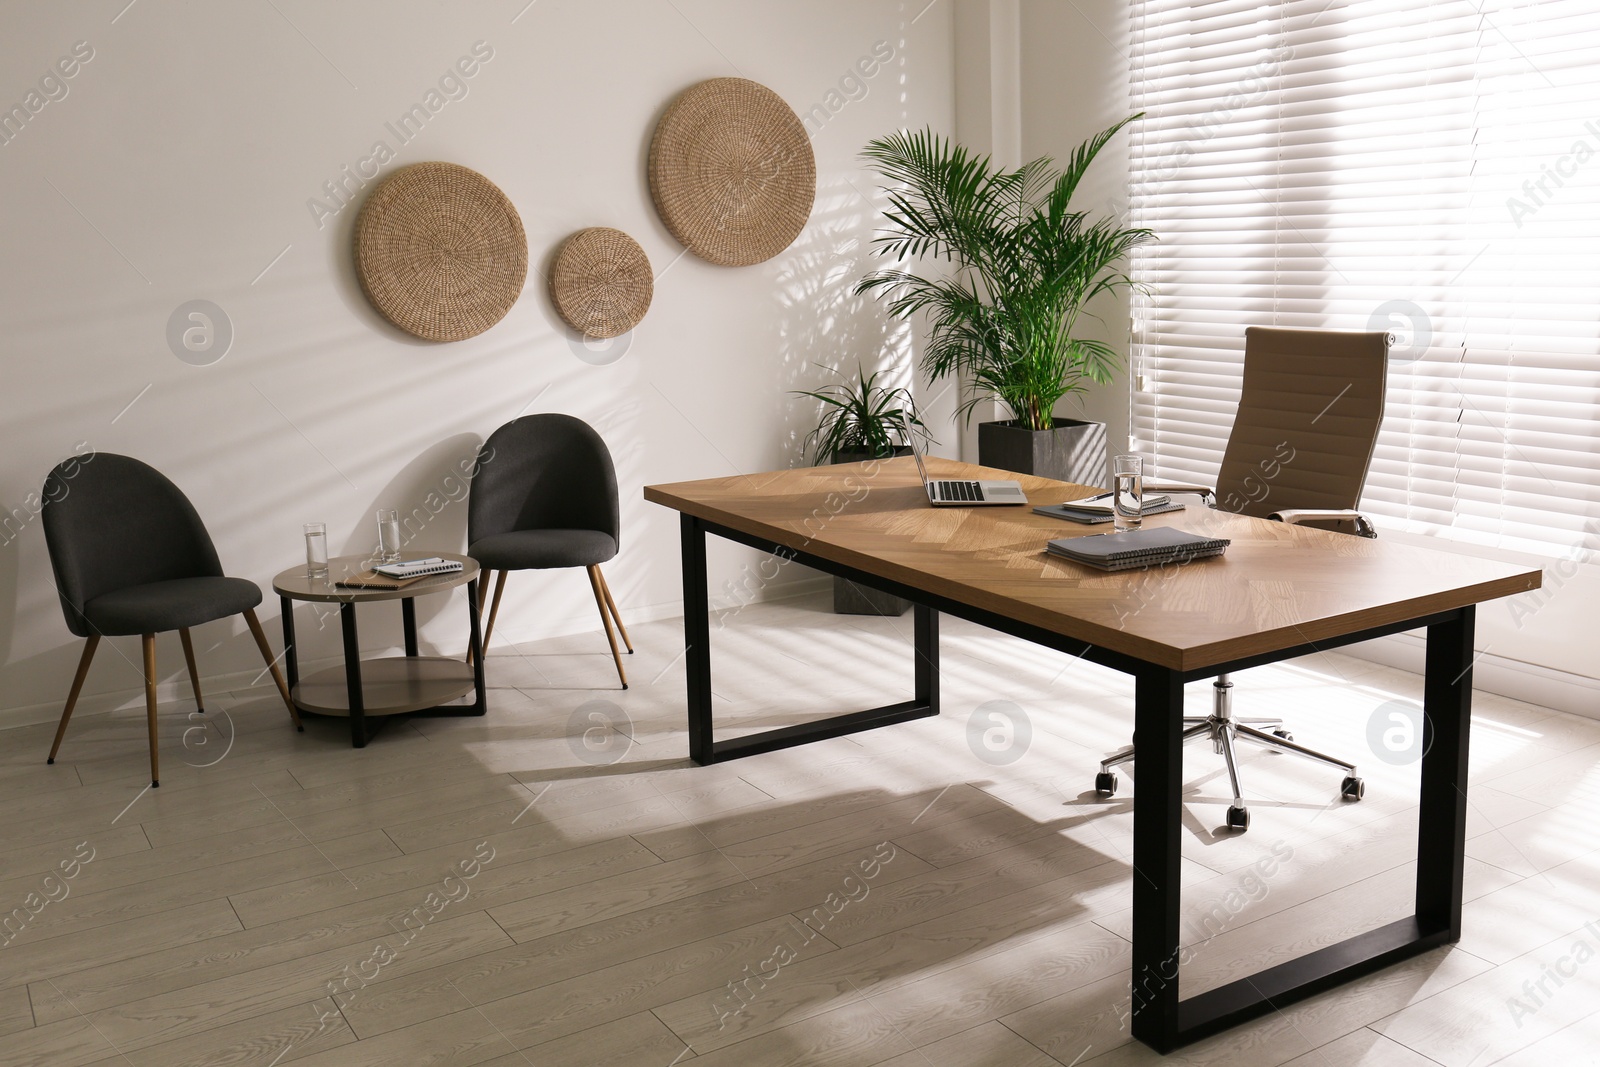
[{"left": 679, "top": 513, "right": 1473, "bottom": 1053}]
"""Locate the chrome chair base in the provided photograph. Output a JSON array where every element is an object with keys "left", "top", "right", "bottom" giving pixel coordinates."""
[{"left": 1095, "top": 675, "right": 1364, "bottom": 832}]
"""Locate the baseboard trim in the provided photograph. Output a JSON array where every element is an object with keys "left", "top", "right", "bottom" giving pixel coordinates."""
[{"left": 1342, "top": 632, "right": 1600, "bottom": 721}]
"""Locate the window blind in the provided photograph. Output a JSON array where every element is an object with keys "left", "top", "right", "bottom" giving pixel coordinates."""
[{"left": 1128, "top": 0, "right": 1600, "bottom": 556}]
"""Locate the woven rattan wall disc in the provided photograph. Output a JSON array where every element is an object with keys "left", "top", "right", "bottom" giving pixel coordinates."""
[
  {"left": 354, "top": 162, "right": 528, "bottom": 342},
  {"left": 549, "top": 228, "right": 654, "bottom": 339},
  {"left": 648, "top": 78, "right": 816, "bottom": 267}
]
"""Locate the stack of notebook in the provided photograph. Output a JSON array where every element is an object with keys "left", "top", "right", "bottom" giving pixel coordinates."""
[
  {"left": 335, "top": 557, "right": 464, "bottom": 590},
  {"left": 1033, "top": 491, "right": 1185, "bottom": 525},
  {"left": 1046, "top": 527, "right": 1231, "bottom": 572}
]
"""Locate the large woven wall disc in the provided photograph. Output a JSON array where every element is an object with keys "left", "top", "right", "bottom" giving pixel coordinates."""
[
  {"left": 550, "top": 228, "right": 654, "bottom": 339},
  {"left": 648, "top": 77, "right": 816, "bottom": 267},
  {"left": 354, "top": 162, "right": 528, "bottom": 342}
]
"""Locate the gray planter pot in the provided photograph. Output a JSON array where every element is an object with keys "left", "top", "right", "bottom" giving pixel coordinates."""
[
  {"left": 829, "top": 447, "right": 911, "bottom": 617},
  {"left": 978, "top": 418, "right": 1108, "bottom": 487}
]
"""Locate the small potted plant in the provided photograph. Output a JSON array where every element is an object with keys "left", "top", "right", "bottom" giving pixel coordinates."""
[
  {"left": 854, "top": 115, "right": 1152, "bottom": 484},
  {"left": 793, "top": 364, "right": 930, "bottom": 615},
  {"left": 795, "top": 364, "right": 931, "bottom": 464}
]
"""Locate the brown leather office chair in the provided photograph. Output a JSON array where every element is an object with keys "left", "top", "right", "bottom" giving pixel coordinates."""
[{"left": 1095, "top": 326, "right": 1389, "bottom": 831}]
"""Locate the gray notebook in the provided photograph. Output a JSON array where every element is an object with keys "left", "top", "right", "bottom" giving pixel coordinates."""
[{"left": 1046, "top": 526, "right": 1230, "bottom": 571}]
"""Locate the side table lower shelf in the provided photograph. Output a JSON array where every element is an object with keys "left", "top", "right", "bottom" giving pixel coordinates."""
[{"left": 292, "top": 657, "right": 477, "bottom": 715}]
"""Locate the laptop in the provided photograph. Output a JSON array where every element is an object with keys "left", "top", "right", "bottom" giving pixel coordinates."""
[{"left": 902, "top": 417, "right": 1028, "bottom": 507}]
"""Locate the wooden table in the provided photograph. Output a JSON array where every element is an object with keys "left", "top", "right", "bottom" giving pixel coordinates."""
[
  {"left": 645, "top": 456, "right": 1542, "bottom": 1053},
  {"left": 272, "top": 552, "right": 487, "bottom": 748}
]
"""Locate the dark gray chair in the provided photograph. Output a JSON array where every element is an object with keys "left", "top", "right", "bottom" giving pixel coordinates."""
[
  {"left": 41, "top": 453, "right": 300, "bottom": 787},
  {"left": 1096, "top": 327, "right": 1389, "bottom": 831},
  {"left": 468, "top": 414, "right": 632, "bottom": 687}
]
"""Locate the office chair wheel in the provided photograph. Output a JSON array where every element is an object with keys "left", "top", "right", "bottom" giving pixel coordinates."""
[
  {"left": 1341, "top": 776, "right": 1365, "bottom": 801},
  {"left": 1273, "top": 729, "right": 1294, "bottom": 742},
  {"left": 1226, "top": 805, "right": 1250, "bottom": 832},
  {"left": 1095, "top": 771, "right": 1118, "bottom": 797}
]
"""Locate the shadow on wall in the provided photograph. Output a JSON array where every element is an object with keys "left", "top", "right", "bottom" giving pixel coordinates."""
[
  {"left": 286, "top": 432, "right": 489, "bottom": 665},
  {"left": 773, "top": 14, "right": 940, "bottom": 466},
  {"left": 774, "top": 173, "right": 919, "bottom": 468}
]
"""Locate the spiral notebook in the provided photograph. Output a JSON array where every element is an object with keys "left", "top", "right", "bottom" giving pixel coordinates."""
[
  {"left": 1046, "top": 527, "right": 1231, "bottom": 572},
  {"left": 374, "top": 557, "right": 463, "bottom": 579}
]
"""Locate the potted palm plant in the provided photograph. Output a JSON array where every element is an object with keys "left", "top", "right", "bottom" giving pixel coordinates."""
[
  {"left": 793, "top": 364, "right": 929, "bottom": 615},
  {"left": 855, "top": 114, "right": 1151, "bottom": 484}
]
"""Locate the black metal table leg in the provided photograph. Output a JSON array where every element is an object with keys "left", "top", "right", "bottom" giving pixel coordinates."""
[
  {"left": 1141, "top": 606, "right": 1477, "bottom": 1051},
  {"left": 1130, "top": 665, "right": 1185, "bottom": 1051},
  {"left": 280, "top": 595, "right": 299, "bottom": 692},
  {"left": 466, "top": 578, "right": 487, "bottom": 715},
  {"left": 680, "top": 513, "right": 940, "bottom": 766},
  {"left": 401, "top": 597, "right": 419, "bottom": 657},
  {"left": 681, "top": 515, "right": 713, "bottom": 764},
  {"left": 340, "top": 602, "right": 366, "bottom": 748},
  {"left": 914, "top": 603, "right": 940, "bottom": 713},
  {"left": 1418, "top": 605, "right": 1474, "bottom": 935}
]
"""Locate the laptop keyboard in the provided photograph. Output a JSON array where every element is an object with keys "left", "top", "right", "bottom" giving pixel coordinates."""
[{"left": 936, "top": 480, "right": 983, "bottom": 502}]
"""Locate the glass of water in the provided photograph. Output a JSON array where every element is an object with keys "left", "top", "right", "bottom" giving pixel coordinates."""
[
  {"left": 376, "top": 509, "right": 401, "bottom": 564},
  {"left": 304, "top": 522, "right": 329, "bottom": 579},
  {"left": 1112, "top": 455, "right": 1143, "bottom": 533}
]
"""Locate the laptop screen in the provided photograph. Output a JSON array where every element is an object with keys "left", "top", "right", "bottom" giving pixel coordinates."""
[{"left": 898, "top": 413, "right": 933, "bottom": 489}]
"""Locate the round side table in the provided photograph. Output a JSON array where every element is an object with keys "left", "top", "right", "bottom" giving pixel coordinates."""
[{"left": 272, "top": 552, "right": 486, "bottom": 748}]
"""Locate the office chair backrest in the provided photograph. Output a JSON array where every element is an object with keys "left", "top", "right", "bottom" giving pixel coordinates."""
[
  {"left": 41, "top": 453, "right": 225, "bottom": 637},
  {"left": 1216, "top": 327, "right": 1389, "bottom": 525},
  {"left": 468, "top": 413, "right": 620, "bottom": 545}
]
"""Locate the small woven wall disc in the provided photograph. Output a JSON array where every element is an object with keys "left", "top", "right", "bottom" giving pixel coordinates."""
[
  {"left": 648, "top": 77, "right": 816, "bottom": 267},
  {"left": 550, "top": 228, "right": 654, "bottom": 339},
  {"left": 354, "top": 162, "right": 528, "bottom": 342}
]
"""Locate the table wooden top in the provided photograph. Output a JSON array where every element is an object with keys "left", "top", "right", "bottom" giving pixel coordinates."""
[
  {"left": 272, "top": 552, "right": 479, "bottom": 604},
  {"left": 644, "top": 457, "right": 1542, "bottom": 672}
]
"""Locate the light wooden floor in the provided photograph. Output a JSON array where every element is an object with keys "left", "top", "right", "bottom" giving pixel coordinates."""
[{"left": 2, "top": 592, "right": 1598, "bottom": 1067}]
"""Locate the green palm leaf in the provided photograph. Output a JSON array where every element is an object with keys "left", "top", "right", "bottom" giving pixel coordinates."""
[{"left": 856, "top": 115, "right": 1152, "bottom": 431}]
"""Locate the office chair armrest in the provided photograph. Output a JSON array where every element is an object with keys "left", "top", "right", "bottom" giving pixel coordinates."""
[
  {"left": 1270, "top": 508, "right": 1378, "bottom": 538},
  {"left": 1145, "top": 482, "right": 1216, "bottom": 505}
]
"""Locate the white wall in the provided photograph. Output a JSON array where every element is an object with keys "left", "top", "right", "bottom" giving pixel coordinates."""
[
  {"left": 0, "top": 0, "right": 955, "bottom": 725},
  {"left": 1018, "top": 0, "right": 1133, "bottom": 458}
]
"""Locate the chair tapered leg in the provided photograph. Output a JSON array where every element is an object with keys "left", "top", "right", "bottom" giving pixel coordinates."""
[
  {"left": 587, "top": 566, "right": 628, "bottom": 689},
  {"left": 480, "top": 570, "right": 507, "bottom": 661},
  {"left": 179, "top": 628, "right": 205, "bottom": 714},
  {"left": 243, "top": 608, "right": 302, "bottom": 732},
  {"left": 142, "top": 634, "right": 160, "bottom": 788},
  {"left": 467, "top": 570, "right": 504, "bottom": 666},
  {"left": 47, "top": 635, "right": 100, "bottom": 765},
  {"left": 595, "top": 567, "right": 632, "bottom": 654}
]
